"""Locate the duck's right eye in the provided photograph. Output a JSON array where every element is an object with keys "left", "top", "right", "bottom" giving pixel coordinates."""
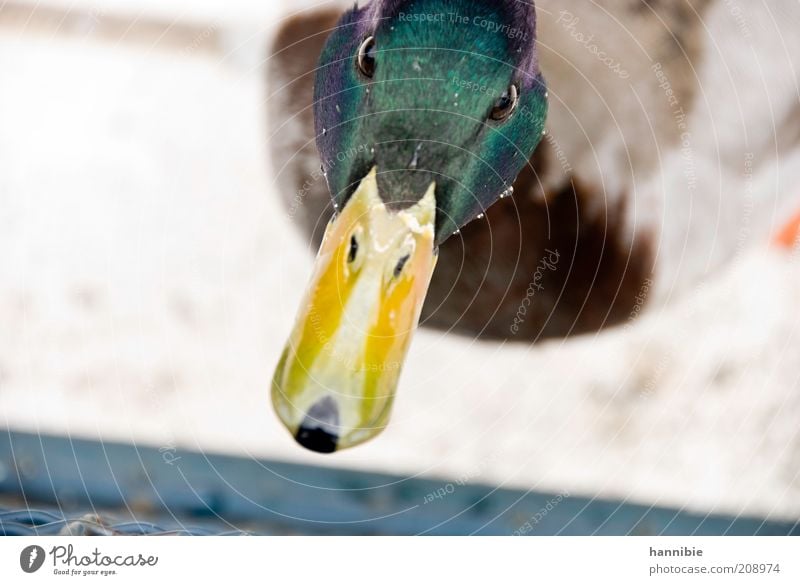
[
  {"left": 490, "top": 83, "right": 519, "bottom": 122},
  {"left": 348, "top": 234, "right": 359, "bottom": 263},
  {"left": 356, "top": 36, "right": 376, "bottom": 78}
]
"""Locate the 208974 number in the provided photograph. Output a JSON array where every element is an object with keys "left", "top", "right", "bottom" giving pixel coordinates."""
[{"left": 735, "top": 563, "right": 781, "bottom": 574}]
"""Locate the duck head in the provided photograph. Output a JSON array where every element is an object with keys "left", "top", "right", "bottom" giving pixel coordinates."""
[{"left": 272, "top": 0, "right": 548, "bottom": 452}]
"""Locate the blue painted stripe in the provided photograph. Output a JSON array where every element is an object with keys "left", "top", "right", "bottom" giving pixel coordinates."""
[{"left": 0, "top": 430, "right": 797, "bottom": 536}]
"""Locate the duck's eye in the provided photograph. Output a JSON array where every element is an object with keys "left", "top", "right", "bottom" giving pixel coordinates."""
[
  {"left": 356, "top": 36, "right": 376, "bottom": 78},
  {"left": 393, "top": 254, "right": 411, "bottom": 279},
  {"left": 348, "top": 234, "right": 359, "bottom": 263},
  {"left": 490, "top": 84, "right": 519, "bottom": 121}
]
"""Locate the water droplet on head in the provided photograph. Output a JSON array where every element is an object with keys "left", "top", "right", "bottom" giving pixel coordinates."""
[
  {"left": 477, "top": 213, "right": 484, "bottom": 219},
  {"left": 407, "top": 143, "right": 422, "bottom": 170},
  {"left": 335, "top": 104, "right": 341, "bottom": 113},
  {"left": 322, "top": 127, "right": 327, "bottom": 136}
]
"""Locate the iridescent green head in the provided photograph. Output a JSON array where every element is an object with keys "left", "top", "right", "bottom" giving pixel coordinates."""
[
  {"left": 273, "top": 0, "right": 547, "bottom": 452},
  {"left": 315, "top": 0, "right": 547, "bottom": 242}
]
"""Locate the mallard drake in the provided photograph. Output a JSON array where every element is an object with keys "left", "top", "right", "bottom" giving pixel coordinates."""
[{"left": 267, "top": 0, "right": 800, "bottom": 452}]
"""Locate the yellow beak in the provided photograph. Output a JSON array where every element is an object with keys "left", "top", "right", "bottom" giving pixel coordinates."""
[{"left": 272, "top": 168, "right": 438, "bottom": 452}]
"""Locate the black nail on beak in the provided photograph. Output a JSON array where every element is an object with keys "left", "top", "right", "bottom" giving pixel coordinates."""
[{"left": 294, "top": 396, "right": 339, "bottom": 454}]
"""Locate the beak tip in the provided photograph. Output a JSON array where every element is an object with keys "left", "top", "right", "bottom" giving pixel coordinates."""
[
  {"left": 293, "top": 396, "right": 340, "bottom": 454},
  {"left": 294, "top": 424, "right": 339, "bottom": 454}
]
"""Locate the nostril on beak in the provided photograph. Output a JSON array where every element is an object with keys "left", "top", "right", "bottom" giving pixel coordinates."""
[{"left": 294, "top": 396, "right": 339, "bottom": 454}]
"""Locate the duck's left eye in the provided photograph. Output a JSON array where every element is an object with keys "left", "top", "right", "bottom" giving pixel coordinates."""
[
  {"left": 393, "top": 254, "right": 411, "bottom": 279},
  {"left": 356, "top": 36, "right": 376, "bottom": 78},
  {"left": 490, "top": 84, "right": 519, "bottom": 121}
]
